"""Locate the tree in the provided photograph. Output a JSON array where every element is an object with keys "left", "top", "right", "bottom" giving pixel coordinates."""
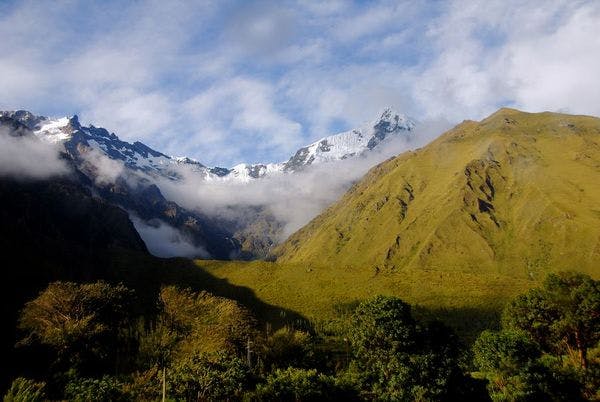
[
  {"left": 170, "top": 352, "right": 249, "bottom": 401},
  {"left": 503, "top": 271, "right": 600, "bottom": 369},
  {"left": 158, "top": 286, "right": 257, "bottom": 356},
  {"left": 252, "top": 367, "right": 356, "bottom": 402},
  {"left": 18, "top": 281, "right": 134, "bottom": 375},
  {"left": 473, "top": 330, "right": 583, "bottom": 401},
  {"left": 138, "top": 286, "right": 258, "bottom": 401},
  {"left": 346, "top": 295, "right": 476, "bottom": 401},
  {"left": 259, "top": 327, "right": 316, "bottom": 371},
  {"left": 474, "top": 330, "right": 541, "bottom": 400},
  {"left": 350, "top": 295, "right": 417, "bottom": 357}
]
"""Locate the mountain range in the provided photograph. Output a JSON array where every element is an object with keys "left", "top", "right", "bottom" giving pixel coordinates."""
[
  {"left": 0, "top": 108, "right": 416, "bottom": 258},
  {"left": 5, "top": 107, "right": 415, "bottom": 181}
]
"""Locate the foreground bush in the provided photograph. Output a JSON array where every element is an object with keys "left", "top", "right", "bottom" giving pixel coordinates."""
[
  {"left": 64, "top": 375, "right": 128, "bottom": 402},
  {"left": 252, "top": 367, "right": 357, "bottom": 401},
  {"left": 170, "top": 352, "right": 249, "bottom": 401},
  {"left": 474, "top": 271, "right": 600, "bottom": 401},
  {"left": 346, "top": 295, "right": 483, "bottom": 401},
  {"left": 3, "top": 377, "right": 45, "bottom": 402}
]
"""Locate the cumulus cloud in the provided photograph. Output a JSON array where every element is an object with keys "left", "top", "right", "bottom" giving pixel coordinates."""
[
  {"left": 182, "top": 77, "right": 303, "bottom": 165},
  {"left": 1, "top": 0, "right": 599, "bottom": 169},
  {"left": 413, "top": 1, "right": 600, "bottom": 120},
  {"left": 502, "top": 4, "right": 600, "bottom": 116},
  {"left": 130, "top": 215, "right": 209, "bottom": 259},
  {"left": 0, "top": 127, "right": 69, "bottom": 179}
]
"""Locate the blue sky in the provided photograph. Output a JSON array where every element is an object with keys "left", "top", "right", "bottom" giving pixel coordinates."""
[{"left": 1, "top": 0, "right": 599, "bottom": 166}]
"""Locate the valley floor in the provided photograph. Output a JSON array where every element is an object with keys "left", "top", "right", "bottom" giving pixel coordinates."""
[{"left": 198, "top": 260, "right": 537, "bottom": 339}]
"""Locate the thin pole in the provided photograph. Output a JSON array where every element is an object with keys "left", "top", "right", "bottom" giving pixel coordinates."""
[{"left": 162, "top": 366, "right": 166, "bottom": 402}]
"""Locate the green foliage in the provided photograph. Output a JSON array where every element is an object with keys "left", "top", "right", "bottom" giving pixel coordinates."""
[
  {"left": 474, "top": 272, "right": 600, "bottom": 401},
  {"left": 473, "top": 330, "right": 541, "bottom": 374},
  {"left": 503, "top": 272, "right": 600, "bottom": 369},
  {"left": 158, "top": 286, "right": 257, "bottom": 356},
  {"left": 252, "top": 368, "right": 355, "bottom": 402},
  {"left": 3, "top": 377, "right": 45, "bottom": 402},
  {"left": 170, "top": 352, "right": 249, "bottom": 401},
  {"left": 135, "top": 287, "right": 259, "bottom": 401},
  {"left": 346, "top": 296, "right": 476, "bottom": 401},
  {"left": 259, "top": 328, "right": 316, "bottom": 371},
  {"left": 350, "top": 295, "right": 416, "bottom": 356},
  {"left": 122, "top": 367, "right": 163, "bottom": 401},
  {"left": 17, "top": 281, "right": 134, "bottom": 374},
  {"left": 473, "top": 330, "right": 583, "bottom": 401},
  {"left": 64, "top": 375, "right": 128, "bottom": 402},
  {"left": 473, "top": 330, "right": 543, "bottom": 401},
  {"left": 137, "top": 318, "right": 181, "bottom": 370}
]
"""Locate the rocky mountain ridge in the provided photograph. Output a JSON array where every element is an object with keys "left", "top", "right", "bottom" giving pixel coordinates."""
[
  {"left": 0, "top": 107, "right": 417, "bottom": 258},
  {"left": 1, "top": 108, "right": 416, "bottom": 182}
]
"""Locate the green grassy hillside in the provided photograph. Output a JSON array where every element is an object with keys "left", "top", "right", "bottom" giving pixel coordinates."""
[
  {"left": 277, "top": 108, "right": 600, "bottom": 277},
  {"left": 201, "top": 109, "right": 600, "bottom": 335}
]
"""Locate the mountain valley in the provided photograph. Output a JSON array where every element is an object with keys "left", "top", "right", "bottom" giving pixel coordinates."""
[{"left": 201, "top": 108, "right": 600, "bottom": 333}]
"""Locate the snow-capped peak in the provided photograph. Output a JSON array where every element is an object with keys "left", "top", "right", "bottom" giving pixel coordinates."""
[
  {"left": 35, "top": 116, "right": 74, "bottom": 143},
  {"left": 377, "top": 107, "right": 415, "bottom": 131},
  {"left": 2, "top": 107, "right": 416, "bottom": 183},
  {"left": 282, "top": 108, "right": 416, "bottom": 171}
]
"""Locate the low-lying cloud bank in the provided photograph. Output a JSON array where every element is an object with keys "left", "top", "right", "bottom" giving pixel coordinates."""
[
  {"left": 130, "top": 215, "right": 209, "bottom": 259},
  {"left": 158, "top": 120, "right": 450, "bottom": 241},
  {"left": 0, "top": 127, "right": 69, "bottom": 179}
]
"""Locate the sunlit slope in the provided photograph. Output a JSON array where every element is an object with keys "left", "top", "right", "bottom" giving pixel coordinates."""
[
  {"left": 201, "top": 259, "right": 532, "bottom": 339},
  {"left": 275, "top": 108, "right": 600, "bottom": 278}
]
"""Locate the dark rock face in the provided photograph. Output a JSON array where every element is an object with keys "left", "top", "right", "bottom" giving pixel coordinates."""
[
  {"left": 209, "top": 166, "right": 231, "bottom": 176},
  {"left": 368, "top": 112, "right": 413, "bottom": 150},
  {"left": 92, "top": 178, "right": 241, "bottom": 259},
  {"left": 246, "top": 164, "right": 267, "bottom": 178},
  {"left": 283, "top": 146, "right": 311, "bottom": 172},
  {"left": 0, "top": 110, "right": 47, "bottom": 130},
  {"left": 0, "top": 115, "right": 32, "bottom": 137},
  {"left": 0, "top": 113, "right": 242, "bottom": 260}
]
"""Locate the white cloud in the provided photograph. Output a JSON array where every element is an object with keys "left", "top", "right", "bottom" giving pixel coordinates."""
[
  {"left": 130, "top": 215, "right": 210, "bottom": 259},
  {"left": 182, "top": 77, "right": 303, "bottom": 164},
  {"left": 0, "top": 128, "right": 69, "bottom": 179},
  {"left": 1, "top": 0, "right": 599, "bottom": 169},
  {"left": 79, "top": 148, "right": 125, "bottom": 185},
  {"left": 412, "top": 1, "right": 600, "bottom": 120},
  {"left": 79, "top": 88, "right": 174, "bottom": 143},
  {"left": 503, "top": 4, "right": 600, "bottom": 115},
  {"left": 279, "top": 64, "right": 417, "bottom": 138}
]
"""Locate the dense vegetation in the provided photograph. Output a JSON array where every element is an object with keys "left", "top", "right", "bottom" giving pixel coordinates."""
[{"left": 5, "top": 271, "right": 598, "bottom": 401}]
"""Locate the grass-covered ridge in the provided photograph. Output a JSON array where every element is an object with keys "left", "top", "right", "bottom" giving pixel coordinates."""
[
  {"left": 199, "top": 108, "right": 600, "bottom": 336},
  {"left": 275, "top": 108, "right": 600, "bottom": 276}
]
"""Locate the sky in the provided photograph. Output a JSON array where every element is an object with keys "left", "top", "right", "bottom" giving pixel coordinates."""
[{"left": 1, "top": 0, "right": 599, "bottom": 167}]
